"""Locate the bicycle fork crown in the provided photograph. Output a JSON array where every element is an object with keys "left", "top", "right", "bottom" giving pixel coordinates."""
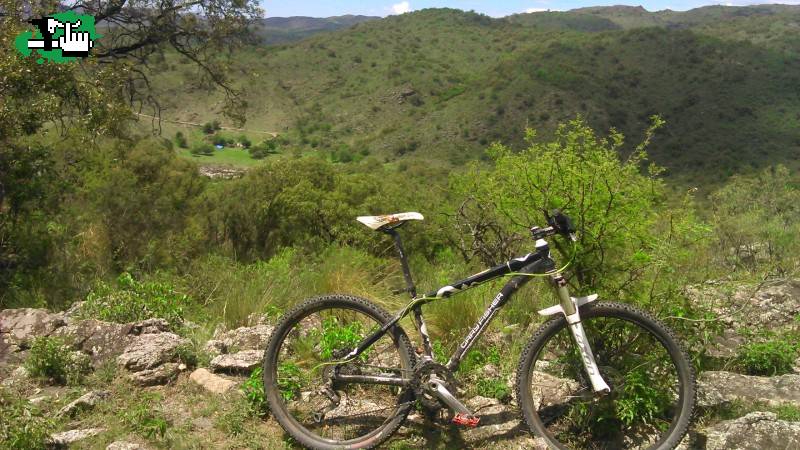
[{"left": 538, "top": 276, "right": 611, "bottom": 394}]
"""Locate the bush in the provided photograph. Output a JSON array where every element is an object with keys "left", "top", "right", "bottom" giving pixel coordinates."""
[
  {"left": 212, "top": 135, "right": 227, "bottom": 147},
  {"left": 202, "top": 122, "right": 215, "bottom": 134},
  {"left": 0, "top": 391, "right": 54, "bottom": 450},
  {"left": 238, "top": 135, "right": 251, "bottom": 148},
  {"left": 737, "top": 339, "right": 798, "bottom": 376},
  {"left": 248, "top": 139, "right": 277, "bottom": 159},
  {"left": 242, "top": 367, "right": 268, "bottom": 417},
  {"left": 81, "top": 272, "right": 188, "bottom": 326},
  {"left": 25, "top": 336, "right": 90, "bottom": 385},
  {"left": 190, "top": 143, "right": 214, "bottom": 156},
  {"left": 175, "top": 131, "right": 188, "bottom": 148}
]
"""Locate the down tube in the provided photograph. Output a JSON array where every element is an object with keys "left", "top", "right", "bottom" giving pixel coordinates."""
[{"left": 446, "top": 259, "right": 553, "bottom": 371}]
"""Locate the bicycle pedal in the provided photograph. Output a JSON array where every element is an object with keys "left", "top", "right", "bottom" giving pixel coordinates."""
[{"left": 452, "top": 413, "right": 480, "bottom": 428}]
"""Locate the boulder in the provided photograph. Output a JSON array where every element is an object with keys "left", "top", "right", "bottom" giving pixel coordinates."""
[
  {"left": 128, "top": 362, "right": 181, "bottom": 386},
  {"left": 203, "top": 324, "right": 273, "bottom": 356},
  {"left": 54, "top": 320, "right": 134, "bottom": 364},
  {"left": 117, "top": 332, "right": 188, "bottom": 372},
  {"left": 106, "top": 442, "right": 146, "bottom": 450},
  {"left": 210, "top": 350, "right": 262, "bottom": 373},
  {"left": 0, "top": 308, "right": 66, "bottom": 348},
  {"left": 189, "top": 368, "right": 239, "bottom": 394},
  {"left": 131, "top": 318, "right": 171, "bottom": 335},
  {"left": 1, "top": 366, "right": 30, "bottom": 387},
  {"left": 704, "top": 411, "right": 800, "bottom": 450},
  {"left": 49, "top": 428, "right": 105, "bottom": 445},
  {"left": 698, "top": 371, "right": 800, "bottom": 408},
  {"left": 58, "top": 391, "right": 110, "bottom": 417}
]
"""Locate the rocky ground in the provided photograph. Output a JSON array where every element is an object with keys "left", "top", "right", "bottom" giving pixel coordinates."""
[{"left": 1, "top": 279, "right": 799, "bottom": 449}]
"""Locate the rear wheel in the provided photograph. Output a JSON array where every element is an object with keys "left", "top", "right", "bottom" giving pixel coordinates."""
[
  {"left": 264, "top": 295, "right": 415, "bottom": 450},
  {"left": 516, "top": 301, "right": 695, "bottom": 450}
]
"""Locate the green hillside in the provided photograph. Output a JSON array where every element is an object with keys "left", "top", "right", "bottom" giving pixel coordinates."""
[
  {"left": 254, "top": 15, "right": 379, "bottom": 45},
  {"left": 148, "top": 6, "right": 800, "bottom": 185}
]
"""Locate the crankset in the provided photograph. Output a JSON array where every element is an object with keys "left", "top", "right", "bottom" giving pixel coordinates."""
[{"left": 411, "top": 360, "right": 480, "bottom": 427}]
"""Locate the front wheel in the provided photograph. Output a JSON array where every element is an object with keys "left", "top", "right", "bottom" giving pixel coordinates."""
[{"left": 516, "top": 301, "right": 695, "bottom": 450}]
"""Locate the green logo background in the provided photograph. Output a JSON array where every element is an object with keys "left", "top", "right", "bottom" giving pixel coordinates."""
[{"left": 15, "top": 11, "right": 99, "bottom": 64}]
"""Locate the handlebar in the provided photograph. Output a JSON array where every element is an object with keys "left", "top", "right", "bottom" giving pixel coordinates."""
[{"left": 530, "top": 210, "right": 578, "bottom": 242}]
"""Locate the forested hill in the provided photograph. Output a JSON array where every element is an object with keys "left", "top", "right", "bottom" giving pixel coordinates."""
[
  {"left": 151, "top": 5, "right": 800, "bottom": 184},
  {"left": 254, "top": 15, "right": 379, "bottom": 45}
]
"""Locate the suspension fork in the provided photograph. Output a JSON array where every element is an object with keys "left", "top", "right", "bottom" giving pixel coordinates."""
[{"left": 539, "top": 274, "right": 610, "bottom": 393}]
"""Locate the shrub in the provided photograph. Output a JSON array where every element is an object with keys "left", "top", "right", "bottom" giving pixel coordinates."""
[
  {"left": 0, "top": 391, "right": 54, "bottom": 450},
  {"left": 238, "top": 135, "right": 251, "bottom": 148},
  {"left": 81, "top": 272, "right": 188, "bottom": 326},
  {"left": 475, "top": 378, "right": 511, "bottom": 402},
  {"left": 737, "top": 339, "right": 798, "bottom": 376},
  {"left": 175, "top": 131, "right": 188, "bottom": 148},
  {"left": 242, "top": 367, "right": 268, "bottom": 417},
  {"left": 25, "top": 336, "right": 91, "bottom": 385},
  {"left": 249, "top": 139, "right": 277, "bottom": 159},
  {"left": 190, "top": 143, "right": 214, "bottom": 156},
  {"left": 202, "top": 122, "right": 215, "bottom": 134}
]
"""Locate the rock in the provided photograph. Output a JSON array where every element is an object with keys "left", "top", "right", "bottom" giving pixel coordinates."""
[
  {"left": 794, "top": 355, "right": 800, "bottom": 375},
  {"left": 117, "top": 332, "right": 188, "bottom": 372},
  {"left": 189, "top": 368, "right": 239, "bottom": 394},
  {"left": 529, "top": 371, "right": 580, "bottom": 409},
  {"left": 132, "top": 318, "right": 171, "bottom": 335},
  {"left": 482, "top": 363, "right": 500, "bottom": 378},
  {"left": 698, "top": 371, "right": 800, "bottom": 408},
  {"left": 704, "top": 411, "right": 800, "bottom": 450},
  {"left": 29, "top": 395, "right": 51, "bottom": 405},
  {"left": 0, "top": 308, "right": 66, "bottom": 347},
  {"left": 106, "top": 442, "right": 145, "bottom": 450},
  {"left": 128, "top": 362, "right": 181, "bottom": 386},
  {"left": 58, "top": 391, "right": 110, "bottom": 417},
  {"left": 204, "top": 324, "right": 273, "bottom": 355},
  {"left": 210, "top": 350, "right": 262, "bottom": 373},
  {"left": 198, "top": 166, "right": 246, "bottom": 179},
  {"left": 54, "top": 319, "right": 134, "bottom": 364},
  {"left": 2, "top": 366, "right": 30, "bottom": 387},
  {"left": 49, "top": 428, "right": 105, "bottom": 445},
  {"left": 62, "top": 301, "right": 85, "bottom": 320}
]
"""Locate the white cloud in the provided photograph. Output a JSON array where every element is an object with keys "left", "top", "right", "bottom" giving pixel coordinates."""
[
  {"left": 525, "top": 7, "right": 548, "bottom": 13},
  {"left": 391, "top": 1, "right": 411, "bottom": 14}
]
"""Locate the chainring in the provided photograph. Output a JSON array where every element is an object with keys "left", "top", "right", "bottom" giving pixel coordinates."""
[{"left": 411, "top": 360, "right": 458, "bottom": 412}]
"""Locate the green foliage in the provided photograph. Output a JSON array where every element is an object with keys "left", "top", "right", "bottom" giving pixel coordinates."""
[
  {"left": 81, "top": 272, "right": 188, "bottom": 325},
  {"left": 202, "top": 122, "right": 216, "bottom": 134},
  {"left": 25, "top": 336, "right": 90, "bottom": 385},
  {"left": 711, "top": 165, "right": 800, "bottom": 274},
  {"left": 191, "top": 142, "right": 215, "bottom": 155},
  {"left": 475, "top": 378, "right": 511, "bottom": 402},
  {"left": 737, "top": 338, "right": 799, "bottom": 376},
  {"left": 451, "top": 118, "right": 711, "bottom": 314},
  {"left": 0, "top": 391, "right": 54, "bottom": 450},
  {"left": 242, "top": 367, "right": 268, "bottom": 417},
  {"left": 121, "top": 392, "right": 170, "bottom": 439},
  {"left": 277, "top": 362, "right": 303, "bottom": 401},
  {"left": 615, "top": 366, "right": 672, "bottom": 427},
  {"left": 248, "top": 139, "right": 278, "bottom": 159},
  {"left": 175, "top": 131, "right": 188, "bottom": 148},
  {"left": 238, "top": 135, "right": 252, "bottom": 148},
  {"left": 318, "top": 318, "right": 364, "bottom": 360}
]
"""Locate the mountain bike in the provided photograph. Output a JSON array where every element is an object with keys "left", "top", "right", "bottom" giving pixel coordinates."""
[{"left": 263, "top": 210, "right": 696, "bottom": 449}]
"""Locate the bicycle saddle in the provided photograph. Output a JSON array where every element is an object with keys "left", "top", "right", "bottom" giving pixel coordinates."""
[{"left": 356, "top": 212, "right": 424, "bottom": 230}]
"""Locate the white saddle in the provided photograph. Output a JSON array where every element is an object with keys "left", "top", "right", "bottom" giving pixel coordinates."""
[{"left": 356, "top": 212, "right": 424, "bottom": 230}]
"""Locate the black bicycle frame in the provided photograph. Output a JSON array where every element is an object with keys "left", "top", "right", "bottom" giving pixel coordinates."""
[{"left": 331, "top": 237, "right": 557, "bottom": 387}]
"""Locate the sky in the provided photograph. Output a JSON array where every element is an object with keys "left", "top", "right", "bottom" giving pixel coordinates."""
[{"left": 260, "top": 0, "right": 799, "bottom": 18}]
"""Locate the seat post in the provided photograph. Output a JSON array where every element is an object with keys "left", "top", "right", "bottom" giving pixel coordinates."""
[{"left": 383, "top": 228, "right": 417, "bottom": 298}]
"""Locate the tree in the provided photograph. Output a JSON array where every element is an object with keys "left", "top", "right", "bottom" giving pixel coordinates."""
[{"left": 449, "top": 117, "right": 709, "bottom": 308}]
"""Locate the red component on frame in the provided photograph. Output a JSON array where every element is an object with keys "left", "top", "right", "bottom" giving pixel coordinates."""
[{"left": 452, "top": 413, "right": 480, "bottom": 428}]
